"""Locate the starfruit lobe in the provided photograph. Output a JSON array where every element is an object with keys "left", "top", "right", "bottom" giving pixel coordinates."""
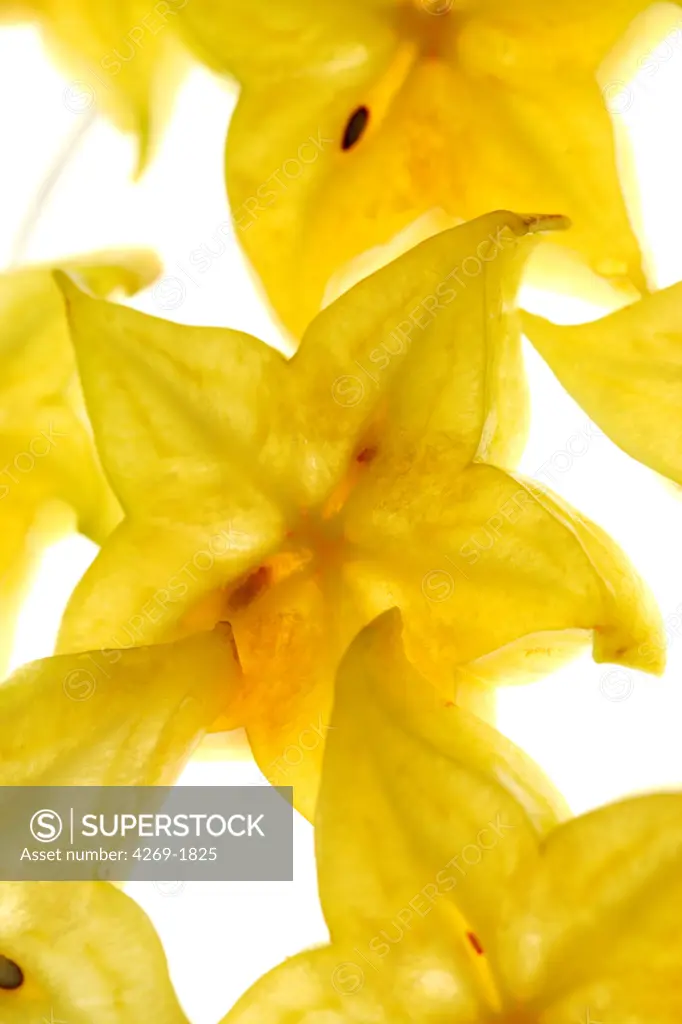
[
  {"left": 0, "top": 881, "right": 189, "bottom": 1023},
  {"left": 523, "top": 279, "right": 682, "bottom": 487},
  {"left": 54, "top": 212, "right": 664, "bottom": 821},
  {"left": 218, "top": 611, "right": 682, "bottom": 1024},
  {"left": 0, "top": 624, "right": 240, "bottom": 787},
  {"left": 0, "top": 628, "right": 237, "bottom": 1024},
  {"left": 0, "top": 250, "right": 161, "bottom": 679},
  {"left": 174, "top": 0, "right": 661, "bottom": 335}
]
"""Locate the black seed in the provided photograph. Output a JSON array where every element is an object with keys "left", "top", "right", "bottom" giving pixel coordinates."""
[
  {"left": 342, "top": 106, "right": 369, "bottom": 150},
  {"left": 0, "top": 955, "right": 23, "bottom": 990}
]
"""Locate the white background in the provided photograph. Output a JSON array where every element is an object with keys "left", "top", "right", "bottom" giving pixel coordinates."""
[{"left": 2, "top": 12, "right": 682, "bottom": 1022}]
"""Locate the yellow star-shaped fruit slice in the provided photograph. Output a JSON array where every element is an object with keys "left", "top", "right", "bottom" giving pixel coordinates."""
[
  {"left": 219, "top": 609, "right": 682, "bottom": 1024},
  {"left": 176, "top": 0, "right": 674, "bottom": 333},
  {"left": 55, "top": 213, "right": 664, "bottom": 820}
]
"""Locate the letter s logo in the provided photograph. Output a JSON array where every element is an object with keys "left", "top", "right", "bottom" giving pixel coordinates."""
[{"left": 30, "top": 809, "right": 63, "bottom": 843}]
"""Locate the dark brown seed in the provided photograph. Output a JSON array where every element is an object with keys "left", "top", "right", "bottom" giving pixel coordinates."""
[
  {"left": 342, "top": 106, "right": 370, "bottom": 150},
  {"left": 0, "top": 955, "right": 24, "bottom": 990}
]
